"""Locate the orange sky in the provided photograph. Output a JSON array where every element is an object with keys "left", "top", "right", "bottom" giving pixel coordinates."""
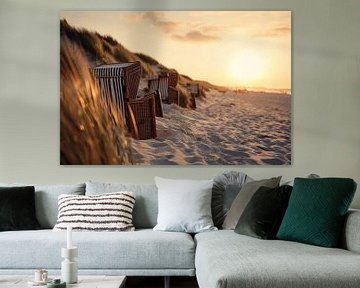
[{"left": 61, "top": 11, "right": 291, "bottom": 90}]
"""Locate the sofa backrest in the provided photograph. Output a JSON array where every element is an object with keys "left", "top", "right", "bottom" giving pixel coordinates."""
[{"left": 86, "top": 181, "right": 158, "bottom": 229}]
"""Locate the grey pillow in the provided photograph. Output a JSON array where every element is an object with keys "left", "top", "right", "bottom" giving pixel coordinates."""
[
  {"left": 0, "top": 183, "right": 85, "bottom": 228},
  {"left": 212, "top": 171, "right": 251, "bottom": 228},
  {"left": 222, "top": 177, "right": 281, "bottom": 230},
  {"left": 86, "top": 181, "right": 158, "bottom": 229},
  {"left": 283, "top": 173, "right": 320, "bottom": 186},
  {"left": 153, "top": 177, "right": 217, "bottom": 233}
]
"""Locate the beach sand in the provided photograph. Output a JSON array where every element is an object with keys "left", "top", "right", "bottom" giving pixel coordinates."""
[{"left": 131, "top": 90, "right": 291, "bottom": 165}]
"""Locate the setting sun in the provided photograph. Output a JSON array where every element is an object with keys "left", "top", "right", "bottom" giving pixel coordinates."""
[{"left": 229, "top": 52, "right": 266, "bottom": 87}]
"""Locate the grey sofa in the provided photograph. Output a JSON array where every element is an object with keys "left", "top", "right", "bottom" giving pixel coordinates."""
[
  {"left": 0, "top": 181, "right": 359, "bottom": 288},
  {"left": 195, "top": 212, "right": 360, "bottom": 288}
]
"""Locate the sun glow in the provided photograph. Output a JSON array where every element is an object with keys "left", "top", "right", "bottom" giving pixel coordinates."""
[
  {"left": 229, "top": 52, "right": 266, "bottom": 87},
  {"left": 61, "top": 11, "right": 291, "bottom": 90}
]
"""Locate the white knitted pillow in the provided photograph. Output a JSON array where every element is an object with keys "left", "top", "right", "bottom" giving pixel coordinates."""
[{"left": 53, "top": 192, "right": 135, "bottom": 231}]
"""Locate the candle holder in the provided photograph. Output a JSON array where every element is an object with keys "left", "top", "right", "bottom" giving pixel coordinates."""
[{"left": 61, "top": 247, "right": 78, "bottom": 284}]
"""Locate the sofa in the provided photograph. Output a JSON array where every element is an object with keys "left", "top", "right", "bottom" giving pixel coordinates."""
[{"left": 0, "top": 180, "right": 360, "bottom": 288}]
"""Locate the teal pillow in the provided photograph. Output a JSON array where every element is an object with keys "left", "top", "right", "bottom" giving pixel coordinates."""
[{"left": 277, "top": 178, "right": 357, "bottom": 247}]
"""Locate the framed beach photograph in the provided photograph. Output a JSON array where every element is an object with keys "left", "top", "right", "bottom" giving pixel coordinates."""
[{"left": 60, "top": 11, "right": 291, "bottom": 165}]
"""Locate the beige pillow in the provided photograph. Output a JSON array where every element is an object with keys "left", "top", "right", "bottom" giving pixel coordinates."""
[{"left": 222, "top": 177, "right": 281, "bottom": 230}]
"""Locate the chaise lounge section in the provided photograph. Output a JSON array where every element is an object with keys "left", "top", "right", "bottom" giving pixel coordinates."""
[{"left": 195, "top": 220, "right": 360, "bottom": 288}]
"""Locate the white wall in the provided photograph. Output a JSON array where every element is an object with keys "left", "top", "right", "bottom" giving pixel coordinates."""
[{"left": 0, "top": 0, "right": 359, "bottom": 208}]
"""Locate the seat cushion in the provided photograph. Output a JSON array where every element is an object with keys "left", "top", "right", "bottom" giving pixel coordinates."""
[
  {"left": 195, "top": 230, "right": 360, "bottom": 288},
  {"left": 0, "top": 229, "right": 195, "bottom": 270}
]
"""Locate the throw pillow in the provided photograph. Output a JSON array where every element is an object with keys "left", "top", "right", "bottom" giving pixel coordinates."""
[
  {"left": 222, "top": 176, "right": 281, "bottom": 230},
  {"left": 53, "top": 192, "right": 136, "bottom": 231},
  {"left": 153, "top": 177, "right": 217, "bottom": 233},
  {"left": 0, "top": 186, "right": 41, "bottom": 231},
  {"left": 212, "top": 171, "right": 251, "bottom": 228},
  {"left": 234, "top": 185, "right": 293, "bottom": 239},
  {"left": 277, "top": 178, "right": 357, "bottom": 248},
  {"left": 283, "top": 173, "right": 320, "bottom": 186},
  {"left": 86, "top": 181, "right": 158, "bottom": 229}
]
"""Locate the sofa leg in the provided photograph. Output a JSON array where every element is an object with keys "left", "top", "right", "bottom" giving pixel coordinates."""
[{"left": 164, "top": 276, "right": 170, "bottom": 288}]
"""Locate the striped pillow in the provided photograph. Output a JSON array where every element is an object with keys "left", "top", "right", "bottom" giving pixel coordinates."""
[{"left": 53, "top": 192, "right": 135, "bottom": 231}]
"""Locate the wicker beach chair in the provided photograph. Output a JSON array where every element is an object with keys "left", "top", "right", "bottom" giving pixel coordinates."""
[
  {"left": 189, "top": 94, "right": 197, "bottom": 109},
  {"left": 91, "top": 62, "right": 142, "bottom": 128},
  {"left": 186, "top": 83, "right": 201, "bottom": 109},
  {"left": 128, "top": 93, "right": 157, "bottom": 140},
  {"left": 153, "top": 90, "right": 163, "bottom": 117},
  {"left": 148, "top": 70, "right": 180, "bottom": 106},
  {"left": 147, "top": 77, "right": 165, "bottom": 117},
  {"left": 93, "top": 61, "right": 141, "bottom": 100},
  {"left": 188, "top": 83, "right": 201, "bottom": 98},
  {"left": 167, "top": 70, "right": 180, "bottom": 105},
  {"left": 91, "top": 61, "right": 158, "bottom": 139},
  {"left": 168, "top": 69, "right": 179, "bottom": 87}
]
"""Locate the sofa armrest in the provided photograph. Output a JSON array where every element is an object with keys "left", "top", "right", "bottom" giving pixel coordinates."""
[{"left": 342, "top": 209, "right": 360, "bottom": 253}]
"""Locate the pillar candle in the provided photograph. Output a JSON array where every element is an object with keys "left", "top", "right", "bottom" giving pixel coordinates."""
[{"left": 67, "top": 225, "right": 72, "bottom": 249}]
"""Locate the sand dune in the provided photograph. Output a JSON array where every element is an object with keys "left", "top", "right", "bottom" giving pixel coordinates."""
[{"left": 131, "top": 90, "right": 291, "bottom": 165}]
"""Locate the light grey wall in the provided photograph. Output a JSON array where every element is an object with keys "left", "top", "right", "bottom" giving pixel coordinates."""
[{"left": 0, "top": 0, "right": 359, "bottom": 208}]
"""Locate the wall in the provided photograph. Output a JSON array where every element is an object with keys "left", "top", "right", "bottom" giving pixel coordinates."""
[{"left": 0, "top": 0, "right": 359, "bottom": 208}]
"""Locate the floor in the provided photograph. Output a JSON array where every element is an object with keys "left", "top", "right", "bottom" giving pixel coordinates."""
[{"left": 126, "top": 276, "right": 199, "bottom": 288}]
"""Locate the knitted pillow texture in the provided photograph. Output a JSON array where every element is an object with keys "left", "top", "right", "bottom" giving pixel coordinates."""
[{"left": 53, "top": 192, "right": 135, "bottom": 231}]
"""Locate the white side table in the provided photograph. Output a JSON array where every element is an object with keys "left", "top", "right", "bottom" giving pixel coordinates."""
[{"left": 0, "top": 275, "right": 126, "bottom": 288}]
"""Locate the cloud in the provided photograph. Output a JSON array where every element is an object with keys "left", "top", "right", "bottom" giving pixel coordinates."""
[
  {"left": 142, "top": 12, "right": 179, "bottom": 33},
  {"left": 138, "top": 12, "right": 220, "bottom": 43},
  {"left": 254, "top": 26, "right": 291, "bottom": 38},
  {"left": 200, "top": 24, "right": 228, "bottom": 34},
  {"left": 172, "top": 30, "right": 219, "bottom": 42}
]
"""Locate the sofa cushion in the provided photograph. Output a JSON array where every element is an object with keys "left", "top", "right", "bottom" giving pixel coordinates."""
[
  {"left": 212, "top": 171, "right": 250, "bottom": 228},
  {"left": 342, "top": 209, "right": 360, "bottom": 253},
  {"left": 154, "top": 177, "right": 216, "bottom": 233},
  {"left": 234, "top": 185, "right": 292, "bottom": 239},
  {"left": 0, "top": 186, "right": 40, "bottom": 231},
  {"left": 0, "top": 183, "right": 85, "bottom": 229},
  {"left": 53, "top": 192, "right": 136, "bottom": 231},
  {"left": 277, "top": 178, "right": 357, "bottom": 247},
  {"left": 0, "top": 229, "right": 195, "bottom": 271},
  {"left": 195, "top": 230, "right": 360, "bottom": 288},
  {"left": 86, "top": 182, "right": 158, "bottom": 229},
  {"left": 222, "top": 177, "right": 281, "bottom": 229}
]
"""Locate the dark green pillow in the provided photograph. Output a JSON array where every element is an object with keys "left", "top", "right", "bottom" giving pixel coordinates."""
[
  {"left": 0, "top": 186, "right": 41, "bottom": 231},
  {"left": 277, "top": 178, "right": 357, "bottom": 247},
  {"left": 235, "top": 185, "right": 292, "bottom": 239}
]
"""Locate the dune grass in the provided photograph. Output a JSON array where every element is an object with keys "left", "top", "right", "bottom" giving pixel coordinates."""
[
  {"left": 60, "top": 37, "right": 133, "bottom": 165},
  {"left": 60, "top": 19, "right": 216, "bottom": 108}
]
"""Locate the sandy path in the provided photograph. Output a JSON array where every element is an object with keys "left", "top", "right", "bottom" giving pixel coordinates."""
[{"left": 131, "top": 90, "right": 291, "bottom": 165}]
